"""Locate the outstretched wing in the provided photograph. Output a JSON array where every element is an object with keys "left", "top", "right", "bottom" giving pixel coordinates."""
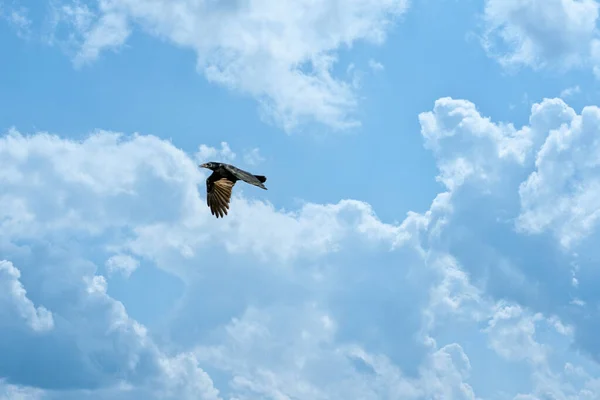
[
  {"left": 207, "top": 178, "right": 235, "bottom": 218},
  {"left": 223, "top": 163, "right": 267, "bottom": 190}
]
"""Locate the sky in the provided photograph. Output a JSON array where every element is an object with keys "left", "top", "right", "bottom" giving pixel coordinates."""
[{"left": 1, "top": 0, "right": 600, "bottom": 399}]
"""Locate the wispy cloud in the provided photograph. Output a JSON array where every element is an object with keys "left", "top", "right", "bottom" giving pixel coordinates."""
[
  {"left": 560, "top": 85, "right": 581, "bottom": 99},
  {"left": 43, "top": 0, "right": 409, "bottom": 132},
  {"left": 368, "top": 59, "right": 385, "bottom": 72}
]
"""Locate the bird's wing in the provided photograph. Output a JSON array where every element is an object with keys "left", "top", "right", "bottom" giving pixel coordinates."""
[
  {"left": 223, "top": 163, "right": 267, "bottom": 189},
  {"left": 207, "top": 178, "right": 235, "bottom": 218}
]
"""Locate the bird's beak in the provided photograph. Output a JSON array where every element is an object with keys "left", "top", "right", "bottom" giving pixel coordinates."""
[{"left": 199, "top": 163, "right": 208, "bottom": 169}]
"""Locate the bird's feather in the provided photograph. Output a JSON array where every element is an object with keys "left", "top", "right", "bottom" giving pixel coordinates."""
[
  {"left": 223, "top": 163, "right": 267, "bottom": 190},
  {"left": 207, "top": 178, "right": 235, "bottom": 218}
]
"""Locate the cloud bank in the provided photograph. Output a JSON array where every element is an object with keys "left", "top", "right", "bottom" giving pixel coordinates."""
[{"left": 2, "top": 94, "right": 600, "bottom": 398}]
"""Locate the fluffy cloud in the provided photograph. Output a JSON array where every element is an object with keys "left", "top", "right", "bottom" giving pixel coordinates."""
[
  {"left": 418, "top": 96, "right": 600, "bottom": 366},
  {"left": 0, "top": 130, "right": 225, "bottom": 397},
  {"left": 43, "top": 0, "right": 408, "bottom": 131},
  {"left": 4, "top": 92, "right": 600, "bottom": 398},
  {"left": 195, "top": 142, "right": 265, "bottom": 167},
  {"left": 105, "top": 254, "right": 139, "bottom": 278},
  {"left": 195, "top": 141, "right": 236, "bottom": 164},
  {"left": 419, "top": 96, "right": 600, "bottom": 250},
  {"left": 416, "top": 95, "right": 600, "bottom": 398},
  {"left": 481, "top": 0, "right": 600, "bottom": 74},
  {"left": 0, "top": 126, "right": 462, "bottom": 398},
  {"left": 193, "top": 305, "right": 478, "bottom": 400},
  {"left": 0, "top": 127, "right": 427, "bottom": 398},
  {"left": 483, "top": 304, "right": 600, "bottom": 400},
  {"left": 0, "top": 260, "right": 54, "bottom": 333},
  {"left": 516, "top": 101, "right": 600, "bottom": 249}
]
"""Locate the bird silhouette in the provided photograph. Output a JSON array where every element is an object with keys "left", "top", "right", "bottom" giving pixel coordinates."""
[{"left": 199, "top": 162, "right": 267, "bottom": 218}]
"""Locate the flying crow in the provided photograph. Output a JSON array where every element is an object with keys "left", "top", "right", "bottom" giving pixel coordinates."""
[{"left": 199, "top": 162, "right": 267, "bottom": 218}]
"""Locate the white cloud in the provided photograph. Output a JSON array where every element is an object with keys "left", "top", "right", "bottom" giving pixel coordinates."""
[
  {"left": 560, "top": 85, "right": 581, "bottom": 99},
  {"left": 46, "top": 2, "right": 129, "bottom": 63},
  {"left": 0, "top": 125, "right": 468, "bottom": 398},
  {"left": 9, "top": 9, "right": 31, "bottom": 37},
  {"left": 484, "top": 303, "right": 547, "bottom": 364},
  {"left": 481, "top": 0, "right": 600, "bottom": 73},
  {"left": 156, "top": 353, "right": 221, "bottom": 400},
  {"left": 516, "top": 100, "right": 600, "bottom": 248},
  {"left": 72, "top": 11, "right": 130, "bottom": 67},
  {"left": 483, "top": 305, "right": 600, "bottom": 400},
  {"left": 1, "top": 4, "right": 32, "bottom": 39},
  {"left": 0, "top": 380, "right": 43, "bottom": 400},
  {"left": 242, "top": 148, "right": 265, "bottom": 166},
  {"left": 8, "top": 2, "right": 600, "bottom": 399},
  {"left": 0, "top": 260, "right": 54, "bottom": 332},
  {"left": 5, "top": 91, "right": 600, "bottom": 398},
  {"left": 53, "top": 1, "right": 95, "bottom": 34},
  {"left": 85, "top": 275, "right": 108, "bottom": 294},
  {"left": 195, "top": 142, "right": 265, "bottom": 168},
  {"left": 421, "top": 253, "right": 488, "bottom": 334},
  {"left": 106, "top": 254, "right": 139, "bottom": 278},
  {"left": 46, "top": 0, "right": 409, "bottom": 131},
  {"left": 418, "top": 96, "right": 600, "bottom": 250},
  {"left": 415, "top": 95, "right": 600, "bottom": 375},
  {"left": 0, "top": 126, "right": 417, "bottom": 397},
  {"left": 193, "top": 305, "right": 477, "bottom": 400},
  {"left": 195, "top": 141, "right": 236, "bottom": 164},
  {"left": 418, "top": 97, "right": 535, "bottom": 191},
  {"left": 368, "top": 58, "right": 384, "bottom": 72},
  {"left": 0, "top": 129, "right": 231, "bottom": 398},
  {"left": 0, "top": 128, "right": 405, "bottom": 272}
]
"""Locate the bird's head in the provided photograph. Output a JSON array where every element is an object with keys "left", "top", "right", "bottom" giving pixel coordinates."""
[{"left": 199, "top": 162, "right": 218, "bottom": 170}]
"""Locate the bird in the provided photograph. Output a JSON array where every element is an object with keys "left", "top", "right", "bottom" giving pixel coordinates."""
[{"left": 199, "top": 161, "right": 268, "bottom": 218}]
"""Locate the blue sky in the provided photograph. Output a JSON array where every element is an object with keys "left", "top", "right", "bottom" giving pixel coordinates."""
[{"left": 2, "top": 0, "right": 600, "bottom": 399}]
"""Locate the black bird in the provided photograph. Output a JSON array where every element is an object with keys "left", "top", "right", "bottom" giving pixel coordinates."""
[{"left": 199, "top": 161, "right": 268, "bottom": 218}]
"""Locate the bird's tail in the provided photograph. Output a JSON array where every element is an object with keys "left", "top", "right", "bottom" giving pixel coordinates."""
[{"left": 254, "top": 175, "right": 267, "bottom": 183}]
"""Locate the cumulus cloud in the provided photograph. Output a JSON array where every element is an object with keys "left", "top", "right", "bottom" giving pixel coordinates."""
[
  {"left": 516, "top": 100, "right": 600, "bottom": 249},
  {"left": 418, "top": 96, "right": 534, "bottom": 191},
  {"left": 0, "top": 126, "right": 464, "bottom": 398},
  {"left": 482, "top": 304, "right": 600, "bottom": 400},
  {"left": 484, "top": 303, "right": 548, "bottom": 364},
  {"left": 105, "top": 254, "right": 139, "bottom": 278},
  {"left": 0, "top": 260, "right": 54, "bottom": 333},
  {"left": 415, "top": 95, "right": 600, "bottom": 399},
  {"left": 417, "top": 95, "right": 600, "bottom": 368},
  {"left": 4, "top": 92, "right": 600, "bottom": 398},
  {"left": 193, "top": 305, "right": 477, "bottom": 400},
  {"left": 481, "top": 0, "right": 600, "bottom": 74},
  {"left": 418, "top": 96, "right": 600, "bottom": 250},
  {"left": 44, "top": 0, "right": 408, "bottom": 131},
  {"left": 0, "top": 126, "right": 420, "bottom": 398},
  {"left": 195, "top": 141, "right": 236, "bottom": 164},
  {"left": 0, "top": 129, "right": 226, "bottom": 398}
]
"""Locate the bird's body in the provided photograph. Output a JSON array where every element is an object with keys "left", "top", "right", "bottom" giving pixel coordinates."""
[{"left": 200, "top": 161, "right": 267, "bottom": 218}]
